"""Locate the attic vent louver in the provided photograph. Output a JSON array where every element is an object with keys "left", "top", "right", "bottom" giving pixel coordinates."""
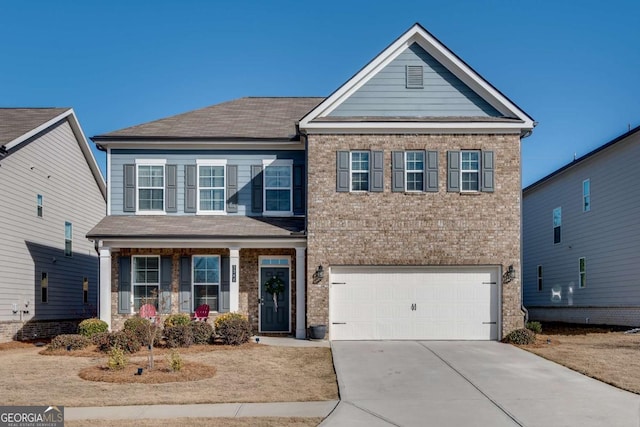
[{"left": 406, "top": 65, "right": 423, "bottom": 89}]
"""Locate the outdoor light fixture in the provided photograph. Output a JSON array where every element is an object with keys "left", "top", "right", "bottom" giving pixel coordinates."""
[
  {"left": 503, "top": 265, "right": 516, "bottom": 283},
  {"left": 312, "top": 265, "right": 324, "bottom": 284},
  {"left": 255, "top": 337, "right": 260, "bottom": 344}
]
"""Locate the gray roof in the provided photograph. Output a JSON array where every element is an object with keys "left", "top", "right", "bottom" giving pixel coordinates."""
[
  {"left": 93, "top": 97, "right": 324, "bottom": 141},
  {"left": 0, "top": 108, "right": 70, "bottom": 145},
  {"left": 87, "top": 215, "right": 305, "bottom": 239}
]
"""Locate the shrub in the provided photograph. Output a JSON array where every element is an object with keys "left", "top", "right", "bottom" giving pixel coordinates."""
[
  {"left": 214, "top": 313, "right": 251, "bottom": 345},
  {"left": 78, "top": 318, "right": 108, "bottom": 337},
  {"left": 124, "top": 317, "right": 160, "bottom": 346},
  {"left": 164, "top": 313, "right": 191, "bottom": 328},
  {"left": 166, "top": 350, "right": 184, "bottom": 372},
  {"left": 96, "top": 330, "right": 141, "bottom": 354},
  {"left": 165, "top": 325, "right": 194, "bottom": 348},
  {"left": 502, "top": 328, "right": 536, "bottom": 345},
  {"left": 49, "top": 334, "right": 91, "bottom": 351},
  {"left": 526, "top": 321, "right": 543, "bottom": 334},
  {"left": 107, "top": 347, "right": 128, "bottom": 370},
  {"left": 191, "top": 321, "right": 214, "bottom": 344}
]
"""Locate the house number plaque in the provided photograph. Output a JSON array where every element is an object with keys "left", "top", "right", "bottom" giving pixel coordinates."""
[{"left": 232, "top": 265, "right": 236, "bottom": 283}]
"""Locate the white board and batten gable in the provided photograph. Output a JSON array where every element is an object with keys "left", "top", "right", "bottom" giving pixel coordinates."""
[{"left": 299, "top": 23, "right": 535, "bottom": 136}]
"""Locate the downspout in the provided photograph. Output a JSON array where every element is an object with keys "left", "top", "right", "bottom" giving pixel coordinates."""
[{"left": 519, "top": 124, "right": 537, "bottom": 324}]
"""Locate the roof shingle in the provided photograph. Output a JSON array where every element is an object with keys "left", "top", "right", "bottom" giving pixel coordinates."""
[{"left": 0, "top": 108, "right": 70, "bottom": 145}]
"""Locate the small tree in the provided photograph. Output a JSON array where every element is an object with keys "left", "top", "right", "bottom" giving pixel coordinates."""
[{"left": 138, "top": 289, "right": 168, "bottom": 369}]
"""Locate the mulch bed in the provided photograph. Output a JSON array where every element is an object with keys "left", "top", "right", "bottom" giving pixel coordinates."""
[{"left": 79, "top": 359, "right": 217, "bottom": 384}]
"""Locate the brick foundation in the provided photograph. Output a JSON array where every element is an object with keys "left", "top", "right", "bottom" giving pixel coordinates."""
[{"left": 0, "top": 319, "right": 81, "bottom": 343}]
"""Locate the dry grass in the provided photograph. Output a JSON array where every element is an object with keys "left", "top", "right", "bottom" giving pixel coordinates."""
[
  {"left": 0, "top": 343, "right": 338, "bottom": 407},
  {"left": 65, "top": 417, "right": 323, "bottom": 427},
  {"left": 520, "top": 323, "right": 640, "bottom": 394}
]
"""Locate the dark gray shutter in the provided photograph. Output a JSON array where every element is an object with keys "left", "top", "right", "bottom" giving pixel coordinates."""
[
  {"left": 179, "top": 256, "right": 191, "bottom": 312},
  {"left": 184, "top": 165, "right": 197, "bottom": 213},
  {"left": 481, "top": 151, "right": 495, "bottom": 192},
  {"left": 220, "top": 256, "right": 230, "bottom": 313},
  {"left": 391, "top": 151, "right": 405, "bottom": 192},
  {"left": 371, "top": 150, "right": 384, "bottom": 192},
  {"left": 165, "top": 165, "right": 177, "bottom": 213},
  {"left": 251, "top": 165, "right": 263, "bottom": 213},
  {"left": 226, "top": 165, "right": 238, "bottom": 213},
  {"left": 336, "top": 151, "right": 350, "bottom": 192},
  {"left": 118, "top": 256, "right": 131, "bottom": 313},
  {"left": 447, "top": 151, "right": 460, "bottom": 192},
  {"left": 123, "top": 164, "right": 136, "bottom": 212},
  {"left": 293, "top": 164, "right": 305, "bottom": 215},
  {"left": 426, "top": 151, "right": 439, "bottom": 192},
  {"left": 160, "top": 256, "right": 172, "bottom": 313}
]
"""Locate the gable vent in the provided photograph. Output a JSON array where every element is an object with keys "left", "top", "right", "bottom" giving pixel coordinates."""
[{"left": 406, "top": 65, "right": 423, "bottom": 89}]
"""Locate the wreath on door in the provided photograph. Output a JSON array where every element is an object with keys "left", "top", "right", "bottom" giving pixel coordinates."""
[{"left": 264, "top": 276, "right": 285, "bottom": 312}]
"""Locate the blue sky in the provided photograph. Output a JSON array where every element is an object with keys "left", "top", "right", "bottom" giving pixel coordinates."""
[{"left": 2, "top": 0, "right": 639, "bottom": 187}]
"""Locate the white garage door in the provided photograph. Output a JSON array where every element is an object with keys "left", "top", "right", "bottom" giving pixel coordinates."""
[{"left": 329, "top": 266, "right": 500, "bottom": 340}]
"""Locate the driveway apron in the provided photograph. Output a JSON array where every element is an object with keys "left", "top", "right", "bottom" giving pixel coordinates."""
[{"left": 322, "top": 341, "right": 640, "bottom": 427}]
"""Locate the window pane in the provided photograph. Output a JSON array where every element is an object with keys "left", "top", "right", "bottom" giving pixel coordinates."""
[
  {"left": 265, "top": 189, "right": 291, "bottom": 211},
  {"left": 406, "top": 152, "right": 424, "bottom": 170},
  {"left": 265, "top": 166, "right": 291, "bottom": 188},
  {"left": 193, "top": 256, "right": 220, "bottom": 284},
  {"left": 461, "top": 172, "right": 479, "bottom": 191},
  {"left": 351, "top": 152, "right": 369, "bottom": 172},
  {"left": 406, "top": 172, "right": 424, "bottom": 191},
  {"left": 461, "top": 152, "right": 479, "bottom": 170},
  {"left": 553, "top": 208, "right": 562, "bottom": 227}
]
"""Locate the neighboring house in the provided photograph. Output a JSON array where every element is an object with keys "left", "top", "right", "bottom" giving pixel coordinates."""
[
  {"left": 0, "top": 108, "right": 106, "bottom": 342},
  {"left": 88, "top": 23, "right": 535, "bottom": 340},
  {"left": 523, "top": 125, "right": 640, "bottom": 327}
]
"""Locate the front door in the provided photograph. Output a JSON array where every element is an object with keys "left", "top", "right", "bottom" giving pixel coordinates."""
[{"left": 259, "top": 264, "right": 290, "bottom": 332}]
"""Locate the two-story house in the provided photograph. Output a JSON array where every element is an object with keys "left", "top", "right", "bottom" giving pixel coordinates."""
[
  {"left": 0, "top": 108, "right": 106, "bottom": 342},
  {"left": 88, "top": 23, "right": 535, "bottom": 340},
  {"left": 523, "top": 125, "right": 640, "bottom": 327}
]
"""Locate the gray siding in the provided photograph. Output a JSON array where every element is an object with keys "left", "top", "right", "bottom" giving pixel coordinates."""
[
  {"left": 329, "top": 43, "right": 501, "bottom": 118},
  {"left": 0, "top": 120, "right": 105, "bottom": 322},
  {"left": 110, "top": 149, "right": 305, "bottom": 215},
  {"left": 523, "top": 131, "right": 640, "bottom": 310}
]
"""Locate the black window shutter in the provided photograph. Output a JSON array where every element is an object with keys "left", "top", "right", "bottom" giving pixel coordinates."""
[
  {"left": 391, "top": 151, "right": 405, "bottom": 192},
  {"left": 226, "top": 165, "right": 238, "bottom": 213},
  {"left": 179, "top": 256, "right": 191, "bottom": 312},
  {"left": 251, "top": 165, "right": 263, "bottom": 213},
  {"left": 184, "top": 165, "right": 197, "bottom": 213},
  {"left": 447, "top": 151, "right": 460, "bottom": 192},
  {"left": 481, "top": 151, "right": 495, "bottom": 192},
  {"left": 123, "top": 164, "right": 136, "bottom": 212},
  {"left": 165, "top": 165, "right": 177, "bottom": 213},
  {"left": 160, "top": 256, "right": 172, "bottom": 313},
  {"left": 426, "top": 151, "right": 439, "bottom": 192},
  {"left": 293, "top": 164, "right": 305, "bottom": 215},
  {"left": 220, "top": 256, "right": 230, "bottom": 313},
  {"left": 336, "top": 151, "right": 350, "bottom": 192},
  {"left": 118, "top": 256, "right": 131, "bottom": 313},
  {"left": 370, "top": 150, "right": 384, "bottom": 192}
]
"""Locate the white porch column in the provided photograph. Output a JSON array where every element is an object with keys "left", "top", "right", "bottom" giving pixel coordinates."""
[
  {"left": 99, "top": 247, "right": 112, "bottom": 330},
  {"left": 229, "top": 248, "right": 240, "bottom": 312},
  {"left": 295, "top": 247, "right": 306, "bottom": 339}
]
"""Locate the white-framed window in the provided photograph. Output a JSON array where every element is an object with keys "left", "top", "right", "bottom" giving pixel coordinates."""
[
  {"left": 263, "top": 159, "right": 293, "bottom": 215},
  {"left": 197, "top": 159, "right": 226, "bottom": 214},
  {"left": 64, "top": 222, "right": 72, "bottom": 257},
  {"left": 461, "top": 151, "right": 480, "bottom": 192},
  {"left": 37, "top": 194, "right": 43, "bottom": 218},
  {"left": 135, "top": 159, "right": 166, "bottom": 212},
  {"left": 350, "top": 151, "right": 369, "bottom": 192},
  {"left": 192, "top": 255, "right": 220, "bottom": 311},
  {"left": 83, "top": 277, "right": 89, "bottom": 304},
  {"left": 132, "top": 256, "right": 160, "bottom": 310},
  {"left": 405, "top": 151, "right": 424, "bottom": 192},
  {"left": 579, "top": 257, "right": 586, "bottom": 288},
  {"left": 41, "top": 272, "right": 48, "bottom": 303},
  {"left": 537, "top": 265, "right": 543, "bottom": 291},
  {"left": 553, "top": 207, "right": 562, "bottom": 244},
  {"left": 583, "top": 179, "right": 591, "bottom": 212}
]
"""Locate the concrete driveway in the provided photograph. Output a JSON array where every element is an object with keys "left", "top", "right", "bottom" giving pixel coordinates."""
[{"left": 321, "top": 341, "right": 640, "bottom": 427}]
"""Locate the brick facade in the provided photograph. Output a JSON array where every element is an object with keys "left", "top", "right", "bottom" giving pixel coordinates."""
[
  {"left": 0, "top": 319, "right": 81, "bottom": 342},
  {"left": 305, "top": 133, "right": 525, "bottom": 338}
]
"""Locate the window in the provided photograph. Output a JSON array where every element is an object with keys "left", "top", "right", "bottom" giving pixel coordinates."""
[
  {"left": 579, "top": 257, "right": 586, "bottom": 288},
  {"left": 137, "top": 163, "right": 164, "bottom": 211},
  {"left": 264, "top": 160, "right": 292, "bottom": 215},
  {"left": 192, "top": 255, "right": 220, "bottom": 311},
  {"left": 405, "top": 151, "right": 424, "bottom": 192},
  {"left": 64, "top": 222, "right": 72, "bottom": 257},
  {"left": 583, "top": 179, "right": 591, "bottom": 212},
  {"left": 41, "top": 272, "right": 48, "bottom": 303},
  {"left": 406, "top": 65, "right": 423, "bottom": 88},
  {"left": 537, "top": 265, "right": 543, "bottom": 291},
  {"left": 351, "top": 151, "right": 369, "bottom": 191},
  {"left": 132, "top": 256, "right": 160, "bottom": 310},
  {"left": 197, "top": 160, "right": 226, "bottom": 213},
  {"left": 37, "top": 194, "right": 43, "bottom": 217},
  {"left": 553, "top": 207, "right": 562, "bottom": 244},
  {"left": 82, "top": 277, "right": 89, "bottom": 304},
  {"left": 461, "top": 151, "right": 480, "bottom": 191}
]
